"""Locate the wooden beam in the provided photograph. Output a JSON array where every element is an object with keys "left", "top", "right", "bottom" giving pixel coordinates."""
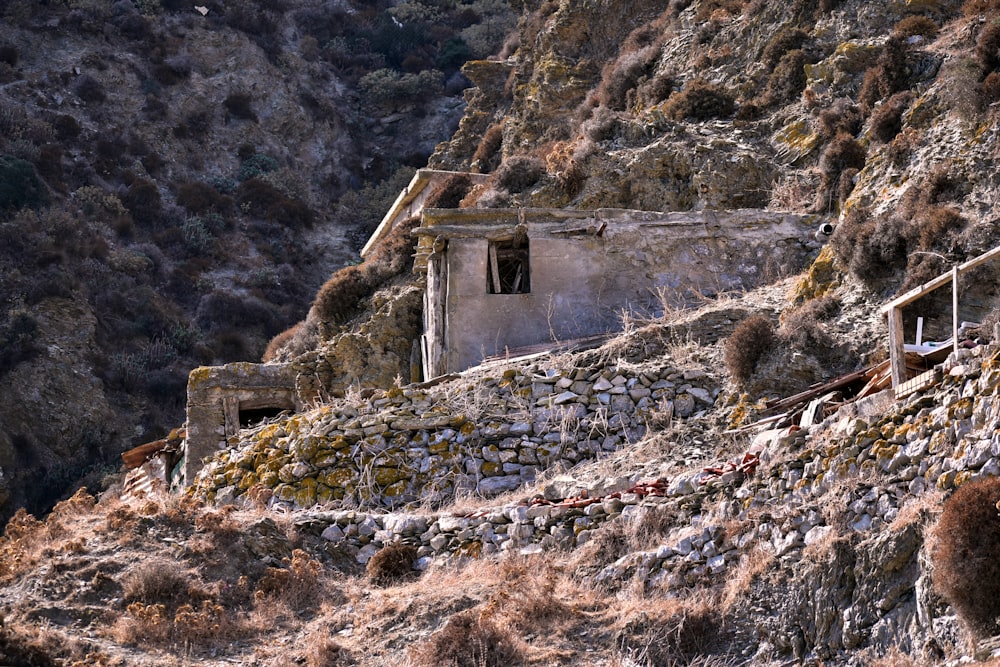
[
  {"left": 953, "top": 265, "right": 960, "bottom": 356},
  {"left": 887, "top": 306, "right": 907, "bottom": 388},
  {"left": 488, "top": 243, "right": 501, "bottom": 294},
  {"left": 880, "top": 244, "right": 1000, "bottom": 313}
]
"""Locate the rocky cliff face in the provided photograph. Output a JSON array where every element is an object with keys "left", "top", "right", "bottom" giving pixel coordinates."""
[{"left": 0, "top": 0, "right": 513, "bottom": 520}]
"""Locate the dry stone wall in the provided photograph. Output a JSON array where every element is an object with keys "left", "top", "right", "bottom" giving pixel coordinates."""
[{"left": 192, "top": 356, "right": 720, "bottom": 509}]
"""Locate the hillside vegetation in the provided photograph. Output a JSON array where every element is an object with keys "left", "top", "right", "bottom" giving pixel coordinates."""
[
  {"left": 5, "top": 0, "right": 1000, "bottom": 665},
  {"left": 0, "top": 0, "right": 514, "bottom": 520}
]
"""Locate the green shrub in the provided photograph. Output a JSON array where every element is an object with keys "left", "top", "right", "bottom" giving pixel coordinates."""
[
  {"left": 723, "top": 315, "right": 775, "bottom": 385},
  {"left": 365, "top": 543, "right": 418, "bottom": 585},
  {"left": 933, "top": 477, "right": 1000, "bottom": 639},
  {"left": 662, "top": 79, "right": 734, "bottom": 120},
  {"left": 0, "top": 155, "right": 47, "bottom": 211},
  {"left": 0, "top": 307, "right": 41, "bottom": 377},
  {"left": 238, "top": 152, "right": 279, "bottom": 181}
]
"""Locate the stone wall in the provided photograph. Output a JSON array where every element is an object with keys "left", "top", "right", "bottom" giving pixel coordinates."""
[{"left": 192, "top": 355, "right": 720, "bottom": 508}]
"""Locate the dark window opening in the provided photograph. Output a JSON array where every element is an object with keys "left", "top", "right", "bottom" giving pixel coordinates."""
[
  {"left": 240, "top": 406, "right": 285, "bottom": 428},
  {"left": 488, "top": 239, "right": 530, "bottom": 294}
]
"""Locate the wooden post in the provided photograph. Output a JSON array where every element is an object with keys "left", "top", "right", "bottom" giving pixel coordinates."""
[
  {"left": 887, "top": 306, "right": 907, "bottom": 389},
  {"left": 915, "top": 317, "right": 924, "bottom": 346},
  {"left": 953, "top": 265, "right": 960, "bottom": 356},
  {"left": 488, "top": 244, "right": 501, "bottom": 294}
]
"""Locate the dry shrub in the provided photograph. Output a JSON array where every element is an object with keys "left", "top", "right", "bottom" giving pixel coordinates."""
[
  {"left": 817, "top": 99, "right": 862, "bottom": 140},
  {"left": 311, "top": 216, "right": 419, "bottom": 328},
  {"left": 596, "top": 45, "right": 662, "bottom": 111},
  {"left": 893, "top": 15, "right": 939, "bottom": 40},
  {"left": 493, "top": 155, "right": 545, "bottom": 193},
  {"left": 303, "top": 635, "right": 352, "bottom": 667},
  {"left": 115, "top": 599, "right": 236, "bottom": 648},
  {"left": 978, "top": 22, "right": 1000, "bottom": 73},
  {"left": 964, "top": 0, "right": 1000, "bottom": 16},
  {"left": 545, "top": 141, "right": 589, "bottom": 197},
  {"left": 932, "top": 477, "right": 1000, "bottom": 639},
  {"left": 820, "top": 133, "right": 866, "bottom": 177},
  {"left": 0, "top": 508, "right": 46, "bottom": 580},
  {"left": 916, "top": 205, "right": 965, "bottom": 251},
  {"left": 979, "top": 71, "right": 1000, "bottom": 106},
  {"left": 694, "top": 0, "right": 747, "bottom": 22},
  {"left": 424, "top": 173, "right": 472, "bottom": 209},
  {"left": 662, "top": 79, "right": 735, "bottom": 120},
  {"left": 721, "top": 544, "right": 775, "bottom": 611},
  {"left": 488, "top": 558, "right": 566, "bottom": 628},
  {"left": 121, "top": 559, "right": 196, "bottom": 608},
  {"left": 779, "top": 296, "right": 840, "bottom": 360},
  {"left": 723, "top": 315, "right": 775, "bottom": 385},
  {"left": 869, "top": 91, "right": 913, "bottom": 143},
  {"left": 472, "top": 123, "right": 503, "bottom": 173},
  {"left": 761, "top": 25, "right": 808, "bottom": 70},
  {"left": 760, "top": 49, "right": 808, "bottom": 107},
  {"left": 365, "top": 543, "right": 417, "bottom": 585},
  {"left": 829, "top": 207, "right": 908, "bottom": 288},
  {"left": 409, "top": 609, "right": 523, "bottom": 667},
  {"left": 254, "top": 549, "right": 323, "bottom": 611},
  {"left": 815, "top": 132, "right": 866, "bottom": 212},
  {"left": 263, "top": 321, "right": 302, "bottom": 362},
  {"left": 0, "top": 624, "right": 61, "bottom": 667},
  {"left": 194, "top": 505, "right": 241, "bottom": 539},
  {"left": 618, "top": 599, "right": 725, "bottom": 665},
  {"left": 859, "top": 36, "right": 910, "bottom": 112}
]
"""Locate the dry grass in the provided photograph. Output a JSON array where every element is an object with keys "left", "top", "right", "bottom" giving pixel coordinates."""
[{"left": 720, "top": 543, "right": 775, "bottom": 612}]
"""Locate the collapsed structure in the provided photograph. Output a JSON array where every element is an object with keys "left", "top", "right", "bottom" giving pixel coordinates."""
[{"left": 126, "top": 170, "right": 830, "bottom": 488}]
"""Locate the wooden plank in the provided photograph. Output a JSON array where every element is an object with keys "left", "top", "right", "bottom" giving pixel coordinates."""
[
  {"left": 122, "top": 439, "right": 168, "bottom": 469},
  {"left": 953, "top": 265, "right": 960, "bottom": 357},
  {"left": 894, "top": 368, "right": 942, "bottom": 400},
  {"left": 880, "top": 244, "right": 1000, "bottom": 313},
  {"left": 488, "top": 243, "right": 501, "bottom": 294},
  {"left": 763, "top": 366, "right": 872, "bottom": 414},
  {"left": 887, "top": 306, "right": 907, "bottom": 388}
]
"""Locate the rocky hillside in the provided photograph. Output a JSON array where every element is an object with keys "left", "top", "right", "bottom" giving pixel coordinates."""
[
  {"left": 6, "top": 0, "right": 1000, "bottom": 665},
  {"left": 0, "top": 0, "right": 515, "bottom": 520}
]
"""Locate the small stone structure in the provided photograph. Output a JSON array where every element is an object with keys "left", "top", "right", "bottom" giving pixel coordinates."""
[
  {"left": 183, "top": 362, "right": 301, "bottom": 486},
  {"left": 413, "top": 207, "right": 824, "bottom": 378}
]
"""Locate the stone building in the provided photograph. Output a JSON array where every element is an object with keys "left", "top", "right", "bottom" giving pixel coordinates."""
[{"left": 412, "top": 207, "right": 824, "bottom": 379}]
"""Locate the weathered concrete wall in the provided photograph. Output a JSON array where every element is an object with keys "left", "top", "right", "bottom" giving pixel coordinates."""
[
  {"left": 184, "top": 362, "right": 300, "bottom": 485},
  {"left": 420, "top": 208, "right": 823, "bottom": 376}
]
